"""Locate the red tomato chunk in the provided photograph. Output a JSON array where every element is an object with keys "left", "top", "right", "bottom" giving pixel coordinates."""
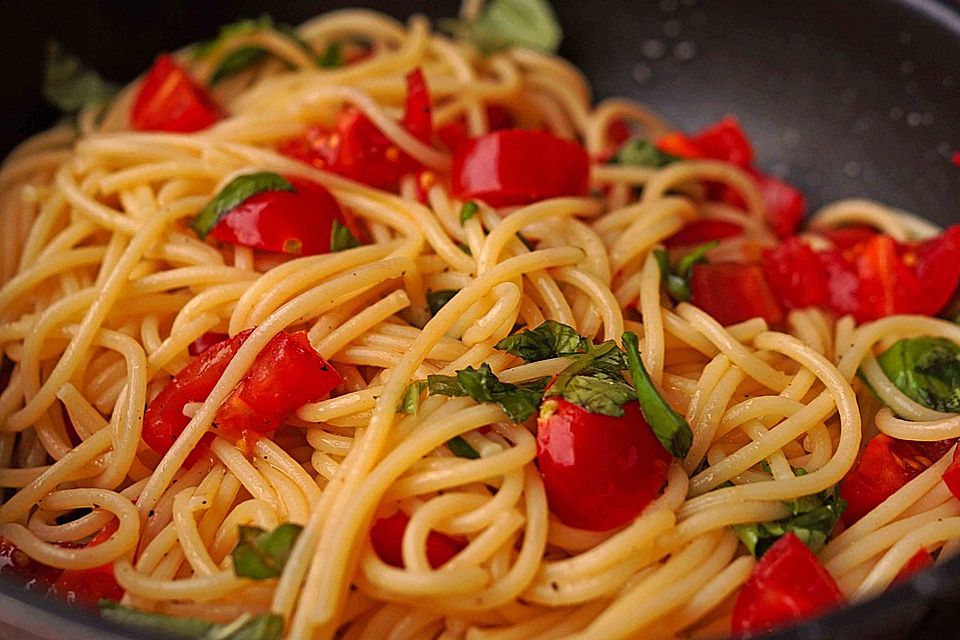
[
  {"left": 131, "top": 54, "right": 221, "bottom": 133},
  {"left": 50, "top": 519, "right": 124, "bottom": 608},
  {"left": 369, "top": 511, "right": 464, "bottom": 569}
]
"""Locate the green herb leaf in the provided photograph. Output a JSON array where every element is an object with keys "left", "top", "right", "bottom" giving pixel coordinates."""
[
  {"left": 398, "top": 381, "right": 426, "bottom": 415},
  {"left": 733, "top": 485, "right": 846, "bottom": 557},
  {"left": 330, "top": 220, "right": 361, "bottom": 252},
  {"left": 211, "top": 47, "right": 269, "bottom": 85},
  {"left": 99, "top": 602, "right": 283, "bottom": 640},
  {"left": 459, "top": 201, "right": 480, "bottom": 224},
  {"left": 495, "top": 320, "right": 591, "bottom": 362},
  {"left": 191, "top": 172, "right": 295, "bottom": 239},
  {"left": 441, "top": 0, "right": 562, "bottom": 54},
  {"left": 427, "top": 364, "right": 547, "bottom": 423},
  {"left": 544, "top": 341, "right": 635, "bottom": 417},
  {"left": 195, "top": 15, "right": 316, "bottom": 85},
  {"left": 231, "top": 523, "right": 302, "bottom": 579},
  {"left": 448, "top": 435, "right": 480, "bottom": 459},
  {"left": 612, "top": 139, "right": 679, "bottom": 168},
  {"left": 317, "top": 42, "right": 343, "bottom": 68},
  {"left": 622, "top": 332, "right": 692, "bottom": 457},
  {"left": 876, "top": 337, "right": 960, "bottom": 413},
  {"left": 427, "top": 289, "right": 459, "bottom": 316},
  {"left": 653, "top": 241, "right": 717, "bottom": 303},
  {"left": 43, "top": 43, "right": 118, "bottom": 114}
]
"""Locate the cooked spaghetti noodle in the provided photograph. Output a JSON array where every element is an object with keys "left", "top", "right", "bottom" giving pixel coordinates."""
[{"left": 1, "top": 6, "right": 959, "bottom": 640}]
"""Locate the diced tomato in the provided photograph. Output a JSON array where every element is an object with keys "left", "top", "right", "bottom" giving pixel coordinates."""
[
  {"left": 608, "top": 118, "right": 632, "bottom": 146},
  {"left": 761, "top": 237, "right": 829, "bottom": 310},
  {"left": 452, "top": 130, "right": 590, "bottom": 208},
  {"left": 656, "top": 132, "right": 703, "bottom": 160},
  {"left": 369, "top": 510, "right": 465, "bottom": 569},
  {"left": 911, "top": 225, "right": 960, "bottom": 317},
  {"left": 952, "top": 152, "right": 960, "bottom": 167},
  {"left": 437, "top": 106, "right": 515, "bottom": 153},
  {"left": 756, "top": 174, "right": 806, "bottom": 238},
  {"left": 689, "top": 117, "right": 754, "bottom": 169},
  {"left": 536, "top": 398, "right": 671, "bottom": 531},
  {"left": 840, "top": 435, "right": 955, "bottom": 526},
  {"left": 664, "top": 219, "right": 743, "bottom": 249},
  {"left": 820, "top": 225, "right": 877, "bottom": 250},
  {"left": 690, "top": 263, "right": 784, "bottom": 325},
  {"left": 731, "top": 532, "right": 845, "bottom": 637},
  {"left": 437, "top": 121, "right": 469, "bottom": 153},
  {"left": 188, "top": 332, "right": 229, "bottom": 357},
  {"left": 130, "top": 54, "right": 221, "bottom": 133},
  {"left": 853, "top": 235, "right": 919, "bottom": 321},
  {"left": 50, "top": 519, "right": 123, "bottom": 608},
  {"left": 401, "top": 68, "right": 432, "bottom": 144},
  {"left": 0, "top": 538, "right": 62, "bottom": 594},
  {"left": 942, "top": 446, "right": 960, "bottom": 501},
  {"left": 209, "top": 177, "right": 346, "bottom": 256},
  {"left": 215, "top": 331, "right": 341, "bottom": 449},
  {"left": 892, "top": 548, "right": 934, "bottom": 586}
]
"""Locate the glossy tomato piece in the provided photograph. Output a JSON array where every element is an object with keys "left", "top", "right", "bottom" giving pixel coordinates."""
[
  {"left": 820, "top": 225, "right": 877, "bottom": 250},
  {"left": 209, "top": 177, "right": 345, "bottom": 256},
  {"left": 840, "top": 434, "right": 955, "bottom": 526},
  {"left": 732, "top": 532, "right": 845, "bottom": 637},
  {"left": 912, "top": 225, "right": 960, "bottom": 316},
  {"left": 369, "top": 510, "right": 464, "bottom": 569},
  {"left": 664, "top": 219, "right": 743, "bottom": 249},
  {"left": 756, "top": 173, "right": 806, "bottom": 238},
  {"left": 452, "top": 130, "right": 590, "bottom": 207},
  {"left": 0, "top": 538, "right": 62, "bottom": 594},
  {"left": 536, "top": 398, "right": 671, "bottom": 531},
  {"left": 188, "top": 332, "right": 229, "bottom": 357},
  {"left": 690, "top": 263, "right": 784, "bottom": 326},
  {"left": 689, "top": 116, "right": 754, "bottom": 168},
  {"left": 130, "top": 54, "right": 221, "bottom": 133},
  {"left": 50, "top": 519, "right": 123, "bottom": 608},
  {"left": 941, "top": 446, "right": 960, "bottom": 501},
  {"left": 762, "top": 237, "right": 829, "bottom": 310},
  {"left": 215, "top": 331, "right": 341, "bottom": 445},
  {"left": 401, "top": 68, "right": 432, "bottom": 144},
  {"left": 892, "top": 548, "right": 934, "bottom": 586}
]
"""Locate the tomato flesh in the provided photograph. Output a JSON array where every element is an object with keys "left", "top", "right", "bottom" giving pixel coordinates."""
[
  {"left": 690, "top": 263, "right": 784, "bottom": 326},
  {"left": 130, "top": 54, "right": 221, "bottom": 133},
  {"left": 50, "top": 519, "right": 123, "bottom": 608},
  {"left": 665, "top": 219, "right": 743, "bottom": 249},
  {"left": 732, "top": 532, "right": 845, "bottom": 637},
  {"left": 892, "top": 548, "right": 934, "bottom": 586},
  {"left": 369, "top": 511, "right": 464, "bottom": 569},
  {"left": 761, "top": 237, "right": 829, "bottom": 311},
  {"left": 188, "top": 332, "right": 229, "bottom": 357},
  {"left": 210, "top": 177, "right": 346, "bottom": 256},
  {"left": 941, "top": 446, "right": 960, "bottom": 501},
  {"left": 0, "top": 538, "right": 62, "bottom": 594},
  {"left": 536, "top": 398, "right": 671, "bottom": 531}
]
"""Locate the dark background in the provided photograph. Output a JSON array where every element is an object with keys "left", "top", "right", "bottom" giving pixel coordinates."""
[{"left": 0, "top": 2, "right": 959, "bottom": 639}]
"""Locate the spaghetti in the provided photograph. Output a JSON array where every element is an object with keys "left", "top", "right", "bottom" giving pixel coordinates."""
[{"left": 1, "top": 5, "right": 960, "bottom": 640}]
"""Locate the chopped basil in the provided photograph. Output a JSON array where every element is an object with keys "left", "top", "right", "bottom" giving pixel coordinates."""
[
  {"left": 330, "top": 220, "right": 361, "bottom": 252},
  {"left": 43, "top": 43, "right": 118, "bottom": 114},
  {"left": 733, "top": 484, "right": 846, "bottom": 557},
  {"left": 194, "top": 16, "right": 316, "bottom": 85},
  {"left": 544, "top": 341, "right": 635, "bottom": 417},
  {"left": 398, "top": 381, "right": 426, "bottom": 415},
  {"left": 459, "top": 201, "right": 480, "bottom": 224},
  {"left": 317, "top": 42, "right": 343, "bottom": 69},
  {"left": 231, "top": 523, "right": 302, "bottom": 579},
  {"left": 441, "top": 0, "right": 562, "bottom": 54},
  {"left": 99, "top": 602, "right": 283, "bottom": 640},
  {"left": 653, "top": 241, "right": 717, "bottom": 303},
  {"left": 612, "top": 139, "right": 679, "bottom": 168},
  {"left": 427, "top": 290, "right": 459, "bottom": 316},
  {"left": 622, "top": 332, "right": 692, "bottom": 457},
  {"left": 495, "top": 320, "right": 591, "bottom": 362},
  {"left": 427, "top": 364, "right": 547, "bottom": 423},
  {"left": 448, "top": 435, "right": 481, "bottom": 459},
  {"left": 191, "top": 172, "right": 295, "bottom": 239},
  {"left": 876, "top": 337, "right": 960, "bottom": 413}
]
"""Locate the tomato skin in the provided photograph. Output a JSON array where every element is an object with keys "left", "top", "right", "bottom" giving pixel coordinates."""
[
  {"left": 942, "top": 446, "right": 960, "bottom": 501},
  {"left": 892, "top": 548, "right": 934, "bottom": 586},
  {"left": 690, "top": 263, "right": 784, "bottom": 326},
  {"left": 452, "top": 130, "right": 590, "bottom": 207},
  {"left": 188, "top": 332, "right": 230, "bottom": 357},
  {"left": 664, "top": 219, "right": 743, "bottom": 249},
  {"left": 761, "top": 237, "right": 829, "bottom": 310},
  {"left": 840, "top": 435, "right": 955, "bottom": 526},
  {"left": 401, "top": 68, "right": 432, "bottom": 144},
  {"left": 215, "top": 331, "right": 341, "bottom": 444},
  {"left": 0, "top": 538, "right": 62, "bottom": 594},
  {"left": 820, "top": 225, "right": 877, "bottom": 250},
  {"left": 536, "top": 398, "right": 671, "bottom": 531},
  {"left": 912, "top": 225, "right": 960, "bottom": 316},
  {"left": 690, "top": 117, "right": 754, "bottom": 168},
  {"left": 755, "top": 174, "right": 806, "bottom": 238},
  {"left": 130, "top": 54, "right": 221, "bottom": 133},
  {"left": 209, "top": 177, "right": 345, "bottom": 256},
  {"left": 50, "top": 519, "right": 123, "bottom": 608},
  {"left": 732, "top": 532, "right": 845, "bottom": 637},
  {"left": 369, "top": 511, "right": 464, "bottom": 569}
]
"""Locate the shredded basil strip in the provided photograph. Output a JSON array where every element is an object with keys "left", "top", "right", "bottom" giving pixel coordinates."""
[
  {"left": 448, "top": 435, "right": 481, "bottom": 459},
  {"left": 612, "top": 139, "right": 679, "bottom": 168},
  {"left": 459, "top": 201, "right": 480, "bottom": 224},
  {"left": 543, "top": 341, "right": 635, "bottom": 417},
  {"left": 622, "top": 332, "right": 692, "bottom": 457},
  {"left": 317, "top": 41, "right": 343, "bottom": 68},
  {"left": 440, "top": 0, "right": 562, "bottom": 54},
  {"left": 231, "top": 523, "right": 303, "bottom": 579},
  {"left": 427, "top": 364, "right": 547, "bottom": 423},
  {"left": 330, "top": 220, "right": 361, "bottom": 252},
  {"left": 653, "top": 241, "right": 717, "bottom": 303},
  {"left": 99, "top": 602, "right": 283, "bottom": 640},
  {"left": 191, "top": 172, "right": 294, "bottom": 239},
  {"left": 43, "top": 42, "right": 118, "bottom": 114},
  {"left": 427, "top": 289, "right": 459, "bottom": 316},
  {"left": 495, "top": 320, "right": 591, "bottom": 362},
  {"left": 876, "top": 337, "right": 960, "bottom": 414},
  {"left": 733, "top": 482, "right": 846, "bottom": 557},
  {"left": 398, "top": 381, "right": 426, "bottom": 415}
]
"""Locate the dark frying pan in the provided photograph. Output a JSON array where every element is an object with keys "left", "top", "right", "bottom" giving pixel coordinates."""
[{"left": 1, "top": 1, "right": 958, "bottom": 639}]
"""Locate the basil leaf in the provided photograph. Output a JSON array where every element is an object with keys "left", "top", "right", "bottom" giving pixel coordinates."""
[
  {"left": 441, "top": 0, "right": 562, "bottom": 54},
  {"left": 99, "top": 602, "right": 283, "bottom": 640},
  {"left": 427, "top": 364, "right": 547, "bottom": 423},
  {"left": 459, "top": 201, "right": 480, "bottom": 224},
  {"left": 558, "top": 374, "right": 636, "bottom": 417},
  {"left": 733, "top": 485, "right": 846, "bottom": 557},
  {"left": 317, "top": 42, "right": 343, "bottom": 69},
  {"left": 612, "top": 139, "right": 679, "bottom": 168},
  {"left": 495, "top": 320, "right": 591, "bottom": 362},
  {"left": 43, "top": 43, "right": 118, "bottom": 114},
  {"left": 448, "top": 435, "right": 480, "bottom": 459},
  {"left": 232, "top": 523, "right": 302, "bottom": 579},
  {"left": 330, "top": 220, "right": 361, "bottom": 252},
  {"left": 653, "top": 241, "right": 717, "bottom": 303},
  {"left": 876, "top": 337, "right": 960, "bottom": 413},
  {"left": 194, "top": 16, "right": 317, "bottom": 85},
  {"left": 622, "top": 332, "right": 693, "bottom": 457},
  {"left": 191, "top": 172, "right": 295, "bottom": 239},
  {"left": 427, "top": 290, "right": 459, "bottom": 316},
  {"left": 211, "top": 47, "right": 269, "bottom": 85},
  {"left": 398, "top": 381, "right": 426, "bottom": 415}
]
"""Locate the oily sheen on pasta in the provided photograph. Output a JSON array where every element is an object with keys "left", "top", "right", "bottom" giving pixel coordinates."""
[{"left": 2, "top": 6, "right": 960, "bottom": 640}]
